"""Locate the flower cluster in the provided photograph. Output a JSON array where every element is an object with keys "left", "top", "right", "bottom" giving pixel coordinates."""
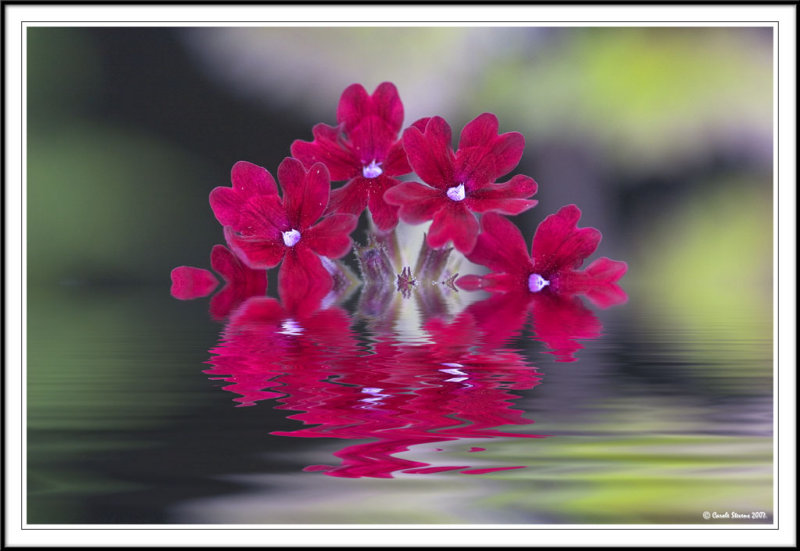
[{"left": 171, "top": 81, "right": 627, "bottom": 322}]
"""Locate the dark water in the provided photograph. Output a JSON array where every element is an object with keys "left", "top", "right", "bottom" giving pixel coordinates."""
[{"left": 26, "top": 278, "right": 773, "bottom": 525}]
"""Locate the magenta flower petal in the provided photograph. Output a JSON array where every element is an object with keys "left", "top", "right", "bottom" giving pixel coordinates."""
[
  {"left": 304, "top": 213, "right": 358, "bottom": 259},
  {"left": 455, "top": 113, "right": 525, "bottom": 188},
  {"left": 209, "top": 161, "right": 277, "bottom": 227},
  {"left": 225, "top": 225, "right": 286, "bottom": 269},
  {"left": 237, "top": 194, "right": 290, "bottom": 238},
  {"left": 210, "top": 244, "right": 268, "bottom": 295},
  {"left": 454, "top": 274, "right": 484, "bottom": 291},
  {"left": 466, "top": 212, "right": 533, "bottom": 276},
  {"left": 209, "top": 187, "right": 242, "bottom": 227},
  {"left": 170, "top": 266, "right": 219, "bottom": 300},
  {"left": 458, "top": 112, "right": 501, "bottom": 150},
  {"left": 290, "top": 123, "right": 361, "bottom": 182},
  {"left": 427, "top": 203, "right": 479, "bottom": 254},
  {"left": 209, "top": 245, "right": 267, "bottom": 320},
  {"left": 278, "top": 246, "right": 333, "bottom": 314},
  {"left": 557, "top": 257, "right": 629, "bottom": 308},
  {"left": 232, "top": 160, "right": 278, "bottom": 196},
  {"left": 382, "top": 139, "right": 412, "bottom": 176},
  {"left": 531, "top": 204, "right": 601, "bottom": 275},
  {"left": 278, "top": 159, "right": 330, "bottom": 230},
  {"left": 383, "top": 181, "right": 444, "bottom": 224},
  {"left": 402, "top": 117, "right": 455, "bottom": 190},
  {"left": 366, "top": 178, "right": 401, "bottom": 231},
  {"left": 336, "top": 83, "right": 371, "bottom": 132},
  {"left": 327, "top": 177, "right": 370, "bottom": 217},
  {"left": 369, "top": 81, "right": 404, "bottom": 135},
  {"left": 466, "top": 175, "right": 538, "bottom": 215}
]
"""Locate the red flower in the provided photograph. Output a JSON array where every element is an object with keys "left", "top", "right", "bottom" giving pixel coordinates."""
[
  {"left": 457, "top": 205, "right": 627, "bottom": 308},
  {"left": 291, "top": 82, "right": 413, "bottom": 231},
  {"left": 170, "top": 244, "right": 268, "bottom": 320},
  {"left": 383, "top": 114, "right": 538, "bottom": 254},
  {"left": 221, "top": 157, "right": 357, "bottom": 309}
]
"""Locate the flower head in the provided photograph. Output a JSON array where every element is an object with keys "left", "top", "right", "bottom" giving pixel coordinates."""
[
  {"left": 219, "top": 157, "right": 357, "bottom": 309},
  {"left": 457, "top": 205, "right": 627, "bottom": 308},
  {"left": 291, "top": 82, "right": 413, "bottom": 231},
  {"left": 384, "top": 114, "right": 538, "bottom": 254}
]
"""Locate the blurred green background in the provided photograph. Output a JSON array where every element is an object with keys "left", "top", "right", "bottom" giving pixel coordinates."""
[{"left": 26, "top": 26, "right": 774, "bottom": 524}]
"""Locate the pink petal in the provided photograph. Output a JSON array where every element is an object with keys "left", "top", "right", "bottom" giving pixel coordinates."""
[
  {"left": 209, "top": 162, "right": 278, "bottom": 227},
  {"left": 466, "top": 174, "right": 538, "bottom": 215},
  {"left": 454, "top": 113, "right": 525, "bottom": 189},
  {"left": 304, "top": 213, "right": 358, "bottom": 259},
  {"left": 557, "top": 257, "right": 628, "bottom": 308},
  {"left": 225, "top": 225, "right": 286, "bottom": 269},
  {"left": 456, "top": 137, "right": 525, "bottom": 191},
  {"left": 410, "top": 117, "right": 431, "bottom": 132},
  {"left": 337, "top": 83, "right": 371, "bottom": 132},
  {"left": 466, "top": 212, "right": 533, "bottom": 276},
  {"left": 427, "top": 203, "right": 479, "bottom": 254},
  {"left": 366, "top": 177, "right": 401, "bottom": 231},
  {"left": 290, "top": 123, "right": 361, "bottom": 182},
  {"left": 531, "top": 205, "right": 601, "bottom": 276},
  {"left": 170, "top": 266, "right": 218, "bottom": 300},
  {"left": 348, "top": 119, "right": 396, "bottom": 163},
  {"left": 371, "top": 81, "right": 404, "bottom": 135},
  {"left": 278, "top": 246, "right": 333, "bottom": 314},
  {"left": 210, "top": 244, "right": 268, "bottom": 294},
  {"left": 237, "top": 194, "right": 290, "bottom": 238},
  {"left": 209, "top": 186, "right": 243, "bottom": 227},
  {"left": 383, "top": 181, "right": 445, "bottom": 224},
  {"left": 231, "top": 160, "right": 277, "bottom": 196},
  {"left": 458, "top": 112, "right": 500, "bottom": 150},
  {"left": 454, "top": 274, "right": 484, "bottom": 291},
  {"left": 327, "top": 178, "right": 369, "bottom": 216},
  {"left": 208, "top": 245, "right": 270, "bottom": 318},
  {"left": 402, "top": 117, "right": 455, "bottom": 190},
  {"left": 381, "top": 139, "right": 412, "bottom": 176},
  {"left": 279, "top": 158, "right": 330, "bottom": 230}
]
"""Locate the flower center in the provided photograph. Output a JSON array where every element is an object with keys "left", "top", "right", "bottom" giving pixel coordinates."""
[
  {"left": 282, "top": 229, "right": 301, "bottom": 247},
  {"left": 362, "top": 160, "right": 383, "bottom": 179},
  {"left": 278, "top": 318, "right": 303, "bottom": 336},
  {"left": 528, "top": 273, "right": 550, "bottom": 293},
  {"left": 446, "top": 183, "right": 466, "bottom": 201}
]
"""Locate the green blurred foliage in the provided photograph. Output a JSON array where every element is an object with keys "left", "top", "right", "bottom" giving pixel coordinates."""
[
  {"left": 27, "top": 122, "right": 214, "bottom": 283},
  {"left": 476, "top": 27, "right": 772, "bottom": 173},
  {"left": 631, "top": 175, "right": 773, "bottom": 394},
  {"left": 27, "top": 28, "right": 216, "bottom": 285}
]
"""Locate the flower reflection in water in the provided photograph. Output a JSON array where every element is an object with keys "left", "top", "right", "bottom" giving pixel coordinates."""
[
  {"left": 206, "top": 290, "right": 548, "bottom": 478},
  {"left": 175, "top": 238, "right": 620, "bottom": 478}
]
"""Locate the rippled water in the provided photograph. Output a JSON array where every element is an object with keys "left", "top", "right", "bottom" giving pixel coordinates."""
[{"left": 26, "top": 278, "right": 773, "bottom": 525}]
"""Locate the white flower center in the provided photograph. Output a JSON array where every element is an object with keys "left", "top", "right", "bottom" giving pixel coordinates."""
[
  {"left": 446, "top": 183, "right": 466, "bottom": 201},
  {"left": 362, "top": 160, "right": 383, "bottom": 179},
  {"left": 278, "top": 318, "right": 303, "bottom": 336},
  {"left": 528, "top": 273, "right": 550, "bottom": 293},
  {"left": 282, "top": 229, "right": 301, "bottom": 247}
]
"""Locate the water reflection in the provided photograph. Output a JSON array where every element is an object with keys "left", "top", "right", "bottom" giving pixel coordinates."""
[{"left": 200, "top": 271, "right": 618, "bottom": 478}]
